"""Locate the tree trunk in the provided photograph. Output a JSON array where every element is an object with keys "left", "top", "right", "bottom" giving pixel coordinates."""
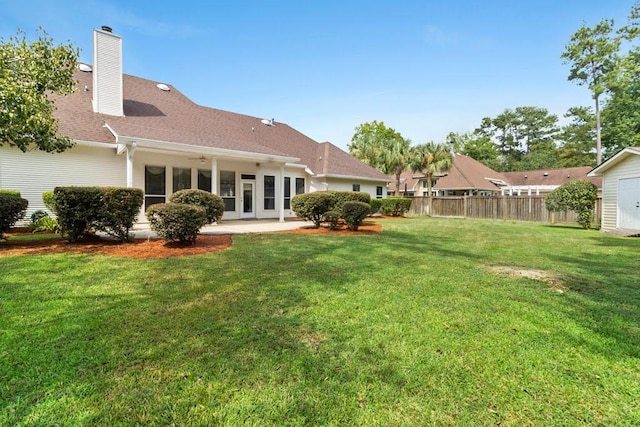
[{"left": 594, "top": 94, "right": 602, "bottom": 165}]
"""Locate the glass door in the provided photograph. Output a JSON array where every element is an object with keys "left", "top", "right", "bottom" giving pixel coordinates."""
[{"left": 240, "top": 180, "right": 255, "bottom": 218}]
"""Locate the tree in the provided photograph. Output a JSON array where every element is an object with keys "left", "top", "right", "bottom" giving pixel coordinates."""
[
  {"left": 601, "top": 48, "right": 640, "bottom": 156},
  {"left": 475, "top": 106, "right": 560, "bottom": 171},
  {"left": 448, "top": 131, "right": 502, "bottom": 171},
  {"left": 410, "top": 142, "right": 453, "bottom": 215},
  {"left": 0, "top": 28, "right": 78, "bottom": 153},
  {"left": 558, "top": 106, "right": 596, "bottom": 167},
  {"left": 349, "top": 120, "right": 411, "bottom": 196},
  {"left": 561, "top": 19, "right": 620, "bottom": 165}
]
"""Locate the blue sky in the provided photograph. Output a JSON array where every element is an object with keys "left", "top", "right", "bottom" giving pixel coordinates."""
[{"left": 0, "top": 1, "right": 635, "bottom": 150}]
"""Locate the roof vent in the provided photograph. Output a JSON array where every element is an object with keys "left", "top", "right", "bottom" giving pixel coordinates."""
[
  {"left": 78, "top": 63, "right": 92, "bottom": 72},
  {"left": 156, "top": 83, "right": 170, "bottom": 91},
  {"left": 261, "top": 118, "right": 276, "bottom": 127},
  {"left": 101, "top": 25, "right": 113, "bottom": 33},
  {"left": 543, "top": 172, "right": 549, "bottom": 177}
]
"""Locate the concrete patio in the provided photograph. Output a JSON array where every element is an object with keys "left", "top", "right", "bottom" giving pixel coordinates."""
[{"left": 129, "top": 218, "right": 313, "bottom": 239}]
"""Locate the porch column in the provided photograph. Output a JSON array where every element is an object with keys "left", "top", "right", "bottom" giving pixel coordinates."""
[
  {"left": 126, "top": 143, "right": 136, "bottom": 188},
  {"left": 279, "top": 163, "right": 285, "bottom": 222},
  {"left": 210, "top": 158, "right": 218, "bottom": 194}
]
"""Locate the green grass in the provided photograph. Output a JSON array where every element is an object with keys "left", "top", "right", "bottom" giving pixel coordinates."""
[{"left": 1, "top": 217, "right": 639, "bottom": 426}]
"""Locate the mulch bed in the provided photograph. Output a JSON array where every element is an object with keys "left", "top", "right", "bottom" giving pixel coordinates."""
[{"left": 0, "top": 221, "right": 383, "bottom": 259}]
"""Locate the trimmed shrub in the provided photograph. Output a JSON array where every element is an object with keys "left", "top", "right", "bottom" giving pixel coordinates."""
[
  {"left": 369, "top": 199, "right": 383, "bottom": 215},
  {"left": 0, "top": 189, "right": 21, "bottom": 197},
  {"left": 54, "top": 187, "right": 103, "bottom": 242},
  {"left": 546, "top": 180, "right": 598, "bottom": 229},
  {"left": 291, "top": 192, "right": 335, "bottom": 227},
  {"left": 169, "top": 189, "right": 224, "bottom": 224},
  {"left": 0, "top": 193, "right": 28, "bottom": 239},
  {"left": 342, "top": 201, "right": 371, "bottom": 231},
  {"left": 146, "top": 203, "right": 207, "bottom": 244},
  {"left": 330, "top": 191, "right": 371, "bottom": 212},
  {"left": 97, "top": 188, "right": 144, "bottom": 241},
  {"left": 322, "top": 210, "right": 341, "bottom": 230},
  {"left": 42, "top": 191, "right": 57, "bottom": 213},
  {"left": 379, "top": 198, "right": 412, "bottom": 216}
]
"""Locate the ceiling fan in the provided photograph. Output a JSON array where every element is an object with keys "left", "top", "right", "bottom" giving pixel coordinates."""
[{"left": 188, "top": 155, "right": 208, "bottom": 164}]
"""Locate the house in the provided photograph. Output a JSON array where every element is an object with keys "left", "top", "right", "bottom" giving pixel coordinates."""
[
  {"left": 388, "top": 156, "right": 603, "bottom": 198},
  {"left": 0, "top": 27, "right": 390, "bottom": 222},
  {"left": 387, "top": 154, "right": 508, "bottom": 197},
  {"left": 501, "top": 166, "right": 602, "bottom": 196},
  {"left": 588, "top": 147, "right": 640, "bottom": 233}
]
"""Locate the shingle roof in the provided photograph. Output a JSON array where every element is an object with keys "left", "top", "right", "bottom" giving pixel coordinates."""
[
  {"left": 434, "top": 154, "right": 507, "bottom": 191},
  {"left": 52, "top": 68, "right": 388, "bottom": 181},
  {"left": 502, "top": 166, "right": 602, "bottom": 188}
]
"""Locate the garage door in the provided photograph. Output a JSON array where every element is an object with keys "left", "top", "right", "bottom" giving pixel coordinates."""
[{"left": 619, "top": 177, "right": 640, "bottom": 229}]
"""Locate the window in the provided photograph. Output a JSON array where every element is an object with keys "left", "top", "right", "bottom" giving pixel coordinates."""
[
  {"left": 145, "top": 165, "right": 166, "bottom": 210},
  {"left": 352, "top": 184, "right": 360, "bottom": 192},
  {"left": 198, "top": 169, "right": 212, "bottom": 193},
  {"left": 376, "top": 186, "right": 383, "bottom": 199},
  {"left": 284, "top": 177, "right": 291, "bottom": 209},
  {"left": 295, "top": 178, "right": 305, "bottom": 195},
  {"left": 173, "top": 167, "right": 191, "bottom": 192},
  {"left": 264, "top": 175, "right": 275, "bottom": 210},
  {"left": 220, "top": 170, "right": 236, "bottom": 211}
]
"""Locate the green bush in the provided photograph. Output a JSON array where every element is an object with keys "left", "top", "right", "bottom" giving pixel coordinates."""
[
  {"left": 54, "top": 187, "right": 103, "bottom": 242},
  {"left": 0, "top": 193, "right": 28, "bottom": 239},
  {"left": 546, "top": 180, "right": 598, "bottom": 229},
  {"left": 0, "top": 189, "right": 21, "bottom": 197},
  {"left": 42, "top": 191, "right": 57, "bottom": 213},
  {"left": 379, "top": 198, "right": 412, "bottom": 216},
  {"left": 369, "top": 199, "right": 383, "bottom": 215},
  {"left": 29, "top": 216, "right": 59, "bottom": 233},
  {"left": 97, "top": 188, "right": 144, "bottom": 242},
  {"left": 146, "top": 203, "right": 207, "bottom": 244},
  {"left": 291, "top": 192, "right": 335, "bottom": 227},
  {"left": 54, "top": 187, "right": 144, "bottom": 242},
  {"left": 322, "top": 210, "right": 341, "bottom": 230},
  {"left": 169, "top": 189, "right": 224, "bottom": 224},
  {"left": 342, "top": 201, "right": 371, "bottom": 231},
  {"left": 330, "top": 191, "right": 371, "bottom": 212}
]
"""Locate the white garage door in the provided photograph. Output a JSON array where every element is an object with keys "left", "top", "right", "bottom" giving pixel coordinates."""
[{"left": 618, "top": 177, "right": 640, "bottom": 229}]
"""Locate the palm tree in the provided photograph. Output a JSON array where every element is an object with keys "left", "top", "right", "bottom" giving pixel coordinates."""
[
  {"left": 349, "top": 121, "right": 411, "bottom": 195},
  {"left": 410, "top": 142, "right": 454, "bottom": 214}
]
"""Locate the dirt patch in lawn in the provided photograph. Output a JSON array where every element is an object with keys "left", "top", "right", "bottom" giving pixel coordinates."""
[
  {"left": 488, "top": 266, "right": 567, "bottom": 293},
  {"left": 0, "top": 221, "right": 382, "bottom": 258}
]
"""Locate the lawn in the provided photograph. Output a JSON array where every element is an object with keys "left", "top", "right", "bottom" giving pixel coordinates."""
[{"left": 1, "top": 217, "right": 639, "bottom": 426}]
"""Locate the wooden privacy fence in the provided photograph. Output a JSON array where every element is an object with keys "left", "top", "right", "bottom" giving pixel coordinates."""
[{"left": 407, "top": 196, "right": 602, "bottom": 227}]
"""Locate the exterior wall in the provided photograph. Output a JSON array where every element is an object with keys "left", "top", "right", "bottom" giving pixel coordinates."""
[
  {"left": 1, "top": 144, "right": 386, "bottom": 224},
  {"left": 132, "top": 152, "right": 308, "bottom": 221},
  {"left": 600, "top": 154, "right": 640, "bottom": 231},
  {"left": 0, "top": 145, "right": 126, "bottom": 218},
  {"left": 313, "top": 177, "right": 387, "bottom": 199}
]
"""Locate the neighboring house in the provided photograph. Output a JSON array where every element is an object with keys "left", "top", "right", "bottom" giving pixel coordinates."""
[
  {"left": 501, "top": 166, "right": 602, "bottom": 196},
  {"left": 387, "top": 155, "right": 603, "bottom": 198},
  {"left": 387, "top": 154, "right": 508, "bottom": 197},
  {"left": 588, "top": 147, "right": 640, "bottom": 233},
  {"left": 0, "top": 27, "right": 389, "bottom": 222}
]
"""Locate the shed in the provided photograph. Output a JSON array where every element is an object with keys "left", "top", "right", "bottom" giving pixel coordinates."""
[{"left": 588, "top": 147, "right": 640, "bottom": 233}]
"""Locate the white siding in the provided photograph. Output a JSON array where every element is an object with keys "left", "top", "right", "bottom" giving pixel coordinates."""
[
  {"left": 600, "top": 154, "right": 640, "bottom": 231},
  {"left": 312, "top": 177, "right": 387, "bottom": 200},
  {"left": 0, "top": 145, "right": 126, "bottom": 218}
]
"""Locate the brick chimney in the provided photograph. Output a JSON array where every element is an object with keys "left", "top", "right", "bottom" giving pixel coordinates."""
[{"left": 92, "top": 26, "right": 123, "bottom": 116}]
